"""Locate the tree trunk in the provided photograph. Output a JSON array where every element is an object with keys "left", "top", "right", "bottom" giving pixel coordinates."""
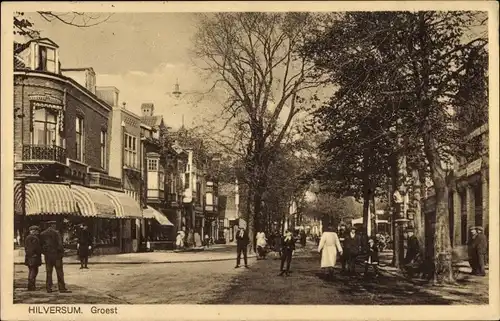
[
  {"left": 411, "top": 169, "right": 425, "bottom": 256},
  {"left": 362, "top": 190, "right": 370, "bottom": 236},
  {"left": 371, "top": 194, "right": 377, "bottom": 236}
]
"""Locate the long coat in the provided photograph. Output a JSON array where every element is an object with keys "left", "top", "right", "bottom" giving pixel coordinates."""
[
  {"left": 77, "top": 229, "right": 93, "bottom": 258},
  {"left": 318, "top": 232, "right": 343, "bottom": 268},
  {"left": 24, "top": 234, "right": 42, "bottom": 267},
  {"left": 40, "top": 227, "right": 64, "bottom": 260},
  {"left": 343, "top": 234, "right": 362, "bottom": 256},
  {"left": 236, "top": 230, "right": 249, "bottom": 247}
]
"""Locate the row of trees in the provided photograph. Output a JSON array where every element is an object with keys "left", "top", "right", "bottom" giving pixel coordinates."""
[{"left": 195, "top": 12, "right": 488, "bottom": 283}]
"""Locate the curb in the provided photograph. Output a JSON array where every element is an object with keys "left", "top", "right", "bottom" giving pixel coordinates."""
[{"left": 14, "top": 255, "right": 257, "bottom": 265}]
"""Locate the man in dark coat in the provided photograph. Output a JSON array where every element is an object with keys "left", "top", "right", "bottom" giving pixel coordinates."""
[
  {"left": 473, "top": 226, "right": 487, "bottom": 276},
  {"left": 40, "top": 221, "right": 70, "bottom": 293},
  {"left": 235, "top": 227, "right": 250, "bottom": 268},
  {"left": 77, "top": 224, "right": 93, "bottom": 269},
  {"left": 343, "top": 228, "right": 362, "bottom": 275},
  {"left": 338, "top": 225, "right": 348, "bottom": 273},
  {"left": 364, "top": 237, "right": 380, "bottom": 277},
  {"left": 467, "top": 226, "right": 479, "bottom": 274},
  {"left": 279, "top": 230, "right": 296, "bottom": 276},
  {"left": 404, "top": 228, "right": 420, "bottom": 265},
  {"left": 24, "top": 225, "right": 42, "bottom": 291}
]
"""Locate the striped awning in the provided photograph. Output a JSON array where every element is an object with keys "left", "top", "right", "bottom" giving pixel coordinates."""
[
  {"left": 71, "top": 185, "right": 116, "bottom": 218},
  {"left": 14, "top": 181, "right": 78, "bottom": 216},
  {"left": 101, "top": 190, "right": 142, "bottom": 219},
  {"left": 143, "top": 206, "right": 174, "bottom": 226}
]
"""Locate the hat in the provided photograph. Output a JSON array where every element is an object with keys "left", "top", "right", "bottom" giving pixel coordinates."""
[
  {"left": 29, "top": 225, "right": 40, "bottom": 231},
  {"left": 469, "top": 226, "right": 477, "bottom": 231},
  {"left": 475, "top": 226, "right": 484, "bottom": 232},
  {"left": 46, "top": 220, "right": 57, "bottom": 224}
]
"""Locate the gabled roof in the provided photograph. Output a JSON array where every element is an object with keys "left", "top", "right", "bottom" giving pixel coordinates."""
[
  {"left": 14, "top": 42, "right": 29, "bottom": 54},
  {"left": 141, "top": 115, "right": 163, "bottom": 128},
  {"left": 30, "top": 37, "right": 59, "bottom": 48}
]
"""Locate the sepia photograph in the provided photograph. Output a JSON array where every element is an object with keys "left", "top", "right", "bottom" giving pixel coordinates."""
[{"left": 1, "top": 1, "right": 499, "bottom": 321}]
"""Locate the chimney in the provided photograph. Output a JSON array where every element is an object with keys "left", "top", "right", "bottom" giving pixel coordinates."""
[{"left": 96, "top": 86, "right": 120, "bottom": 107}]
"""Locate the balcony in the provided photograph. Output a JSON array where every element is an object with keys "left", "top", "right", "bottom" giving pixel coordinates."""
[
  {"left": 22, "top": 144, "right": 66, "bottom": 164},
  {"left": 88, "top": 172, "right": 122, "bottom": 191}
]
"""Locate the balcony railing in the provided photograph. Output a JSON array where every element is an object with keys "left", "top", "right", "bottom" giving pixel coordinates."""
[
  {"left": 88, "top": 172, "right": 122, "bottom": 190},
  {"left": 22, "top": 144, "right": 66, "bottom": 164}
]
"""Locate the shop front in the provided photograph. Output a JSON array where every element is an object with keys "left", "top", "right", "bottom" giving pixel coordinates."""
[{"left": 143, "top": 206, "right": 174, "bottom": 250}]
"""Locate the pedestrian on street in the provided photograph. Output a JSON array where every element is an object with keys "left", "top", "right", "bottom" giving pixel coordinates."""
[
  {"left": 338, "top": 225, "right": 348, "bottom": 273},
  {"left": 403, "top": 228, "right": 420, "bottom": 265},
  {"left": 24, "top": 225, "right": 42, "bottom": 291},
  {"left": 204, "top": 234, "right": 210, "bottom": 248},
  {"left": 278, "top": 230, "right": 296, "bottom": 276},
  {"left": 300, "top": 230, "right": 307, "bottom": 248},
  {"left": 77, "top": 224, "right": 92, "bottom": 269},
  {"left": 40, "top": 221, "right": 71, "bottom": 293},
  {"left": 343, "top": 228, "right": 362, "bottom": 275},
  {"left": 256, "top": 230, "right": 268, "bottom": 260},
  {"left": 363, "top": 237, "right": 380, "bottom": 278},
  {"left": 317, "top": 225, "right": 343, "bottom": 280},
  {"left": 194, "top": 231, "right": 202, "bottom": 248},
  {"left": 473, "top": 226, "right": 487, "bottom": 276},
  {"left": 176, "top": 231, "right": 184, "bottom": 249},
  {"left": 235, "top": 227, "right": 250, "bottom": 268}
]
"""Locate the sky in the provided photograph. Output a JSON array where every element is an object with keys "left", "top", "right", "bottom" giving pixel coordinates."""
[{"left": 26, "top": 12, "right": 220, "bottom": 130}]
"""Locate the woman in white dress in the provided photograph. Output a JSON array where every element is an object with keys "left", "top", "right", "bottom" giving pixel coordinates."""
[
  {"left": 318, "top": 225, "right": 343, "bottom": 280},
  {"left": 256, "top": 231, "right": 268, "bottom": 259}
]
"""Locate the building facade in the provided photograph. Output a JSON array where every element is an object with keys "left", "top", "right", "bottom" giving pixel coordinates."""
[
  {"left": 13, "top": 38, "right": 142, "bottom": 255},
  {"left": 423, "top": 124, "right": 489, "bottom": 255}
]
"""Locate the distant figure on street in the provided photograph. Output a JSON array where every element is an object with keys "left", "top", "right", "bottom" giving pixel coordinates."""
[
  {"left": 318, "top": 225, "right": 343, "bottom": 280},
  {"left": 343, "top": 228, "right": 362, "bottom": 275},
  {"left": 338, "top": 225, "right": 348, "bottom": 273},
  {"left": 300, "top": 230, "right": 307, "bottom": 248},
  {"left": 235, "top": 227, "right": 249, "bottom": 268},
  {"left": 176, "top": 231, "right": 184, "bottom": 249},
  {"left": 187, "top": 229, "right": 194, "bottom": 248},
  {"left": 40, "top": 221, "right": 70, "bottom": 293},
  {"left": 194, "top": 231, "right": 202, "bottom": 247},
  {"left": 278, "top": 230, "right": 296, "bottom": 276},
  {"left": 204, "top": 234, "right": 210, "bottom": 248},
  {"left": 364, "top": 237, "right": 380, "bottom": 278},
  {"left": 24, "top": 225, "right": 42, "bottom": 291},
  {"left": 256, "top": 231, "right": 267, "bottom": 260},
  {"left": 77, "top": 224, "right": 92, "bottom": 269}
]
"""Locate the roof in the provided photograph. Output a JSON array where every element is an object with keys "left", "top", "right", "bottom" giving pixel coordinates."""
[
  {"left": 14, "top": 55, "right": 26, "bottom": 69},
  {"left": 141, "top": 115, "right": 163, "bottom": 128}
]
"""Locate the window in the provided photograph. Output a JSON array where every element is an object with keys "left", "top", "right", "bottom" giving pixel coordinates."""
[
  {"left": 124, "top": 134, "right": 137, "bottom": 168},
  {"left": 148, "top": 159, "right": 158, "bottom": 171},
  {"left": 100, "top": 130, "right": 107, "bottom": 169},
  {"left": 184, "top": 173, "right": 190, "bottom": 189},
  {"left": 159, "top": 172, "right": 165, "bottom": 191},
  {"left": 32, "top": 108, "right": 58, "bottom": 145},
  {"left": 36, "top": 46, "right": 56, "bottom": 73},
  {"left": 75, "top": 116, "right": 84, "bottom": 161}
]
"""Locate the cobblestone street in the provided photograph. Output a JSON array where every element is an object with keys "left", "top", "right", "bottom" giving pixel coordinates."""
[{"left": 13, "top": 243, "right": 488, "bottom": 305}]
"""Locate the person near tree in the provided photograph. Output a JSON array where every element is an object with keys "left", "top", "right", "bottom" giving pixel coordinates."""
[
  {"left": 467, "top": 226, "right": 479, "bottom": 275},
  {"left": 235, "top": 227, "right": 249, "bottom": 268},
  {"left": 342, "top": 228, "right": 362, "bottom": 275},
  {"left": 278, "top": 230, "right": 296, "bottom": 276},
  {"left": 40, "top": 221, "right": 71, "bottom": 293},
  {"left": 77, "top": 224, "right": 92, "bottom": 269},
  {"left": 24, "top": 225, "right": 42, "bottom": 291},
  {"left": 256, "top": 230, "right": 268, "bottom": 260},
  {"left": 318, "top": 225, "right": 343, "bottom": 280},
  {"left": 473, "top": 226, "right": 487, "bottom": 276},
  {"left": 338, "top": 224, "right": 348, "bottom": 273},
  {"left": 363, "top": 237, "right": 381, "bottom": 278}
]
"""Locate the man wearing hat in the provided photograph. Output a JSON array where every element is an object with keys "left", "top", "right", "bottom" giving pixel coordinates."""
[
  {"left": 40, "top": 221, "right": 71, "bottom": 293},
  {"left": 467, "top": 226, "right": 479, "bottom": 275},
  {"left": 235, "top": 227, "right": 250, "bottom": 268},
  {"left": 403, "top": 227, "right": 420, "bottom": 266},
  {"left": 77, "top": 224, "right": 92, "bottom": 269},
  {"left": 469, "top": 226, "right": 487, "bottom": 276},
  {"left": 24, "top": 225, "right": 42, "bottom": 291}
]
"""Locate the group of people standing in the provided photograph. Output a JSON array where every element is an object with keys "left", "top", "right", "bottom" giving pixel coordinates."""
[
  {"left": 175, "top": 229, "right": 205, "bottom": 249},
  {"left": 24, "top": 221, "right": 92, "bottom": 292}
]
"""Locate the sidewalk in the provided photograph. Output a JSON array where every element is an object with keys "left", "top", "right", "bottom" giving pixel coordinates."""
[
  {"left": 376, "top": 250, "right": 489, "bottom": 304},
  {"left": 14, "top": 244, "right": 256, "bottom": 265}
]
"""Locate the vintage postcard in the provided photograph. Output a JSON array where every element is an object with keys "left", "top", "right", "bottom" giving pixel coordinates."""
[{"left": 1, "top": 1, "right": 499, "bottom": 320}]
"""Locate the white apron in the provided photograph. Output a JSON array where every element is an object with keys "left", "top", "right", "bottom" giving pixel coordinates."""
[{"left": 318, "top": 232, "right": 343, "bottom": 268}]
